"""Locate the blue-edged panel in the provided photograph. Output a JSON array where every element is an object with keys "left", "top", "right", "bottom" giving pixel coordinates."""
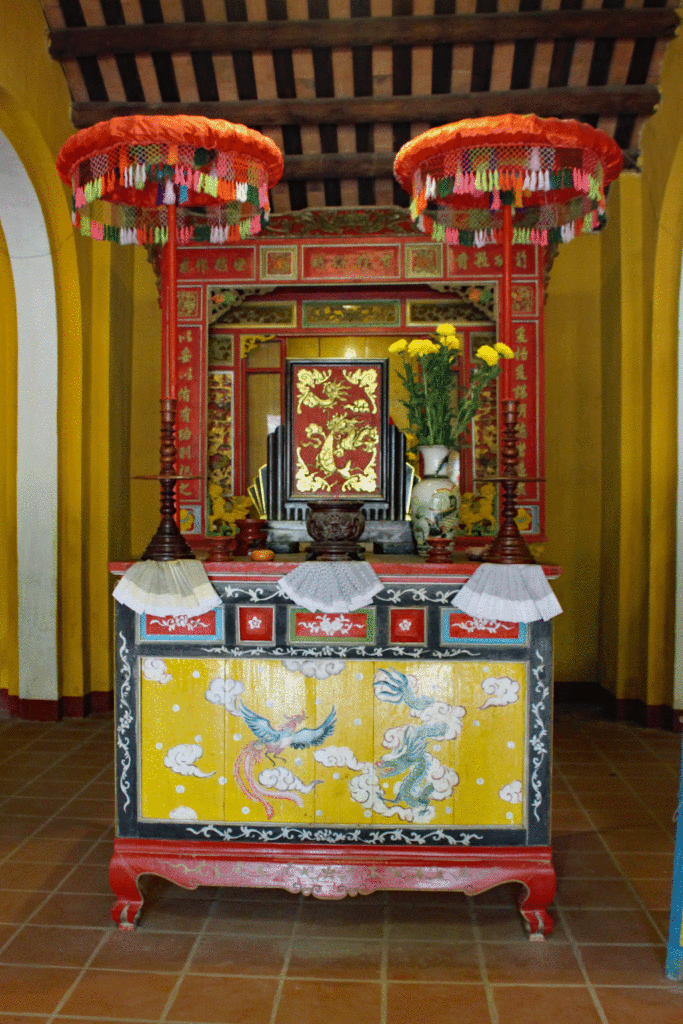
[
  {"left": 441, "top": 609, "right": 528, "bottom": 646},
  {"left": 137, "top": 608, "right": 224, "bottom": 644}
]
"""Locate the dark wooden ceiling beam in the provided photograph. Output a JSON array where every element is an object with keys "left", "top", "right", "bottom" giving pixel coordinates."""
[
  {"left": 49, "top": 10, "right": 678, "bottom": 59},
  {"left": 70, "top": 84, "right": 660, "bottom": 129},
  {"left": 282, "top": 153, "right": 395, "bottom": 180},
  {"left": 282, "top": 149, "right": 638, "bottom": 180}
]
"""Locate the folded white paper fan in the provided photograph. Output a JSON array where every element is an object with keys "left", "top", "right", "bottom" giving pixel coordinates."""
[
  {"left": 454, "top": 563, "right": 562, "bottom": 623},
  {"left": 113, "top": 560, "right": 223, "bottom": 617},
  {"left": 280, "top": 561, "right": 383, "bottom": 613}
]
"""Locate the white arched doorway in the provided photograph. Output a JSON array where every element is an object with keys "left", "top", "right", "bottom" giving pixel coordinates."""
[
  {"left": 676, "top": 255, "right": 683, "bottom": 719},
  {"left": 0, "top": 130, "right": 58, "bottom": 703}
]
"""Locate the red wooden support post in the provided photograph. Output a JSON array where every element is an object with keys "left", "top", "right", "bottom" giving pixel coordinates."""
[
  {"left": 500, "top": 202, "right": 513, "bottom": 400},
  {"left": 167, "top": 201, "right": 178, "bottom": 402}
]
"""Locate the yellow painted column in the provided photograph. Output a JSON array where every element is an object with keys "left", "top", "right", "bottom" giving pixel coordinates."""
[
  {"left": 81, "top": 241, "right": 113, "bottom": 697},
  {"left": 0, "top": 217, "right": 18, "bottom": 697},
  {"left": 645, "top": 138, "right": 683, "bottom": 710},
  {"left": 598, "top": 174, "right": 650, "bottom": 702},
  {"left": 544, "top": 234, "right": 603, "bottom": 682}
]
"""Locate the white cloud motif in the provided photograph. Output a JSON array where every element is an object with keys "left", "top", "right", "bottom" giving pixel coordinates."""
[
  {"left": 258, "top": 767, "right": 319, "bottom": 794},
  {"left": 413, "top": 702, "right": 466, "bottom": 740},
  {"left": 382, "top": 725, "right": 408, "bottom": 751},
  {"left": 282, "top": 659, "right": 345, "bottom": 680},
  {"left": 164, "top": 744, "right": 216, "bottom": 778},
  {"left": 205, "top": 676, "right": 244, "bottom": 714},
  {"left": 480, "top": 676, "right": 520, "bottom": 709},
  {"left": 422, "top": 752, "right": 459, "bottom": 798},
  {"left": 314, "top": 746, "right": 361, "bottom": 771},
  {"left": 499, "top": 780, "right": 523, "bottom": 804},
  {"left": 142, "top": 658, "right": 172, "bottom": 684},
  {"left": 168, "top": 806, "right": 198, "bottom": 820}
]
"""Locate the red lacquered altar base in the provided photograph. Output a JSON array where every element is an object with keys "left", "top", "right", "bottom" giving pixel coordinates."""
[{"left": 109, "top": 839, "right": 556, "bottom": 939}]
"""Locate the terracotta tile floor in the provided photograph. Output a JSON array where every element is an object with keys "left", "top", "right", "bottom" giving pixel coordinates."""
[{"left": 0, "top": 705, "right": 681, "bottom": 1023}]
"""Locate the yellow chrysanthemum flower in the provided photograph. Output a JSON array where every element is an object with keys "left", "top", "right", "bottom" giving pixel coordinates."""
[
  {"left": 388, "top": 338, "right": 408, "bottom": 353},
  {"left": 436, "top": 323, "right": 456, "bottom": 336},
  {"left": 494, "top": 342, "right": 514, "bottom": 360},
  {"left": 408, "top": 338, "right": 440, "bottom": 356},
  {"left": 443, "top": 334, "right": 463, "bottom": 351},
  {"left": 476, "top": 344, "right": 500, "bottom": 367}
]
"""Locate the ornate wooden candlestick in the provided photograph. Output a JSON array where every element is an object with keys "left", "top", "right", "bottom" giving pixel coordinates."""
[
  {"left": 425, "top": 537, "right": 454, "bottom": 563},
  {"left": 234, "top": 519, "right": 268, "bottom": 556},
  {"left": 484, "top": 400, "right": 537, "bottom": 565},
  {"left": 210, "top": 534, "right": 236, "bottom": 562},
  {"left": 141, "top": 399, "right": 195, "bottom": 561}
]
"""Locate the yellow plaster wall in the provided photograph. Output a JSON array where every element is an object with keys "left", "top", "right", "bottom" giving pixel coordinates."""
[
  {"left": 0, "top": 0, "right": 131, "bottom": 699},
  {"left": 543, "top": 235, "right": 603, "bottom": 682},
  {"left": 0, "top": 2, "right": 84, "bottom": 699},
  {"left": 598, "top": 175, "right": 650, "bottom": 701}
]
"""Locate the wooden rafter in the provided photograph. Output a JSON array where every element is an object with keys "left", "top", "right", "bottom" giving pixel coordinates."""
[
  {"left": 71, "top": 85, "right": 660, "bottom": 131},
  {"left": 49, "top": 10, "right": 678, "bottom": 60}
]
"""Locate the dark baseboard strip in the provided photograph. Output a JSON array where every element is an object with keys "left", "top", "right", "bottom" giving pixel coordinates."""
[
  {"left": 0, "top": 689, "right": 114, "bottom": 721},
  {"left": 555, "top": 681, "right": 683, "bottom": 733}
]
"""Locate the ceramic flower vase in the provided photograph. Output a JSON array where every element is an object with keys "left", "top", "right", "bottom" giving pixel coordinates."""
[{"left": 409, "top": 444, "right": 460, "bottom": 556}]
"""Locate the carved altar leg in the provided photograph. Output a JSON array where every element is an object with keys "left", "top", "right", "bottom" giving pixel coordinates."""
[
  {"left": 517, "top": 866, "right": 556, "bottom": 940},
  {"left": 109, "top": 851, "right": 144, "bottom": 931}
]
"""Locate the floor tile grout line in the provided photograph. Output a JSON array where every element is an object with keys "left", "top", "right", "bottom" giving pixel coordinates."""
[
  {"left": 43, "top": 927, "right": 113, "bottom": 1024},
  {"left": 0, "top": 819, "right": 113, "bottom": 957},
  {"left": 565, "top": 716, "right": 679, "bottom": 819},
  {"left": 468, "top": 894, "right": 498, "bottom": 1024},
  {"left": 552, "top": 902, "right": 611, "bottom": 1024},
  {"left": 158, "top": 894, "right": 219, "bottom": 1024},
  {"left": 267, "top": 893, "right": 304, "bottom": 1024},
  {"left": 556, "top": 763, "right": 673, "bottom": 943},
  {"left": 558, "top": 725, "right": 679, "bottom": 836},
  {"left": 0, "top": 722, "right": 101, "bottom": 770},
  {"left": 379, "top": 892, "right": 388, "bottom": 1024},
  {"left": 607, "top": 723, "right": 681, "bottom": 779},
  {"left": 0, "top": 729, "right": 115, "bottom": 953},
  {"left": 0, "top": 747, "right": 115, "bottom": 869}
]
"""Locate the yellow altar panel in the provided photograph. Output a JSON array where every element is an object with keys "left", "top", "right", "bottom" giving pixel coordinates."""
[
  {"left": 370, "top": 662, "right": 457, "bottom": 829},
  {"left": 139, "top": 657, "right": 226, "bottom": 824},
  {"left": 453, "top": 661, "right": 527, "bottom": 828},
  {"left": 310, "top": 660, "right": 376, "bottom": 825},
  {"left": 366, "top": 661, "right": 527, "bottom": 829},
  {"left": 222, "top": 659, "right": 317, "bottom": 826}
]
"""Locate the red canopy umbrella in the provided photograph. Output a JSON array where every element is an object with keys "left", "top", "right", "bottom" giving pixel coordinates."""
[
  {"left": 57, "top": 115, "right": 283, "bottom": 561},
  {"left": 395, "top": 114, "right": 622, "bottom": 580},
  {"left": 394, "top": 113, "right": 623, "bottom": 398}
]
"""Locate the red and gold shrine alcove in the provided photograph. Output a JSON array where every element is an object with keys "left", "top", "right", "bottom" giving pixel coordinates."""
[{"left": 156, "top": 209, "right": 547, "bottom": 547}]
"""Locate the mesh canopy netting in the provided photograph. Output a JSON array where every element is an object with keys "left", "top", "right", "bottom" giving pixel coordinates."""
[
  {"left": 56, "top": 115, "right": 284, "bottom": 245},
  {"left": 394, "top": 114, "right": 623, "bottom": 247}
]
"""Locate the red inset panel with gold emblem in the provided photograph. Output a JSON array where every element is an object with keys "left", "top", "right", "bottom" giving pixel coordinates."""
[
  {"left": 389, "top": 607, "right": 427, "bottom": 646},
  {"left": 287, "top": 360, "right": 388, "bottom": 502},
  {"left": 237, "top": 606, "right": 275, "bottom": 645}
]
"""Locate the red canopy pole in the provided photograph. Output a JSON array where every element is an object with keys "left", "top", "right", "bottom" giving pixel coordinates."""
[
  {"left": 166, "top": 201, "right": 178, "bottom": 402},
  {"left": 500, "top": 202, "right": 513, "bottom": 400},
  {"left": 141, "top": 197, "right": 194, "bottom": 560}
]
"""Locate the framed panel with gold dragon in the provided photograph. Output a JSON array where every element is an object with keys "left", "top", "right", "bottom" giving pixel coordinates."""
[{"left": 286, "top": 359, "right": 389, "bottom": 503}]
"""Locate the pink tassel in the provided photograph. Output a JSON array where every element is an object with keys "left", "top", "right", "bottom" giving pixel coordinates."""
[{"left": 491, "top": 190, "right": 501, "bottom": 211}]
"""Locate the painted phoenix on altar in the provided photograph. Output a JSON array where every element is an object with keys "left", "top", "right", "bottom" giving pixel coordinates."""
[{"left": 234, "top": 701, "right": 337, "bottom": 820}]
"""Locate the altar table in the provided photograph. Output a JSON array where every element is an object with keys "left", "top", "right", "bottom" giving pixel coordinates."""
[{"left": 109, "top": 558, "right": 558, "bottom": 939}]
